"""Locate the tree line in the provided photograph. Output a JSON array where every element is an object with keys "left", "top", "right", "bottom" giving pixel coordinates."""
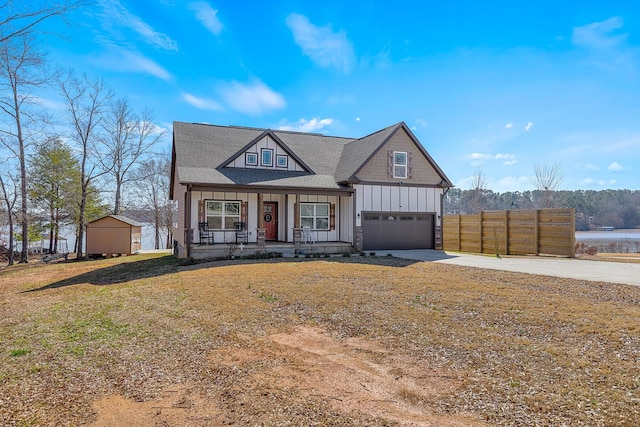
[
  {"left": 444, "top": 188, "right": 640, "bottom": 231},
  {"left": 0, "top": 1, "right": 174, "bottom": 265}
]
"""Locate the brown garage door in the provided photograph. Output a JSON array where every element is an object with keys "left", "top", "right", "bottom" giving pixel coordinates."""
[{"left": 362, "top": 212, "right": 434, "bottom": 250}]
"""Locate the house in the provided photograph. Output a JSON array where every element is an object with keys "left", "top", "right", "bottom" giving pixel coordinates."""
[
  {"left": 170, "top": 121, "right": 452, "bottom": 258},
  {"left": 86, "top": 215, "right": 143, "bottom": 257}
]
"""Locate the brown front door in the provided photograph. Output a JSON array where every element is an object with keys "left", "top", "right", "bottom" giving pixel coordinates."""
[{"left": 263, "top": 202, "right": 278, "bottom": 240}]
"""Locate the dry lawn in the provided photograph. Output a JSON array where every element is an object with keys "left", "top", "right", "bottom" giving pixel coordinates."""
[{"left": 1, "top": 254, "right": 639, "bottom": 426}]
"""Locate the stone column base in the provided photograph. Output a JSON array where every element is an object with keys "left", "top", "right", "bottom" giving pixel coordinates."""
[
  {"left": 256, "top": 228, "right": 266, "bottom": 249},
  {"left": 354, "top": 226, "right": 363, "bottom": 253},
  {"left": 293, "top": 228, "right": 302, "bottom": 252}
]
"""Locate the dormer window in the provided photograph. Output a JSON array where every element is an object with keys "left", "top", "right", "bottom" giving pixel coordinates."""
[
  {"left": 393, "top": 151, "right": 407, "bottom": 178},
  {"left": 276, "top": 155, "right": 288, "bottom": 168},
  {"left": 245, "top": 152, "right": 258, "bottom": 166},
  {"left": 261, "top": 148, "right": 273, "bottom": 166}
]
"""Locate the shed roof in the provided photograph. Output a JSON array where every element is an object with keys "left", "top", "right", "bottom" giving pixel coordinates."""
[{"left": 88, "top": 215, "right": 144, "bottom": 227}]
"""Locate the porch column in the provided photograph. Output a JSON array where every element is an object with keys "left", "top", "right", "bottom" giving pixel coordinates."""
[
  {"left": 292, "top": 193, "right": 302, "bottom": 252},
  {"left": 256, "top": 193, "right": 266, "bottom": 249},
  {"left": 185, "top": 185, "right": 193, "bottom": 258}
]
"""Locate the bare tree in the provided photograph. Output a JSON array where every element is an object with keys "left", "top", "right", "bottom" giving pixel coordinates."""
[
  {"left": 470, "top": 168, "right": 487, "bottom": 214},
  {"left": 0, "top": 166, "right": 18, "bottom": 265},
  {"left": 59, "top": 72, "right": 112, "bottom": 259},
  {"left": 0, "top": 1, "right": 83, "bottom": 43},
  {"left": 101, "top": 98, "right": 164, "bottom": 215},
  {"left": 131, "top": 157, "right": 173, "bottom": 249},
  {"left": 0, "top": 34, "right": 52, "bottom": 262},
  {"left": 531, "top": 162, "right": 563, "bottom": 208}
]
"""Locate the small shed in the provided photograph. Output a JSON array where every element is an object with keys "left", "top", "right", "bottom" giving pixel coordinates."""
[{"left": 86, "top": 215, "right": 143, "bottom": 257}]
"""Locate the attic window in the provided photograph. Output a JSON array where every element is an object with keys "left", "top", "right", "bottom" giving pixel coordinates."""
[
  {"left": 245, "top": 152, "right": 258, "bottom": 166},
  {"left": 276, "top": 155, "right": 288, "bottom": 168},
  {"left": 393, "top": 151, "right": 408, "bottom": 178},
  {"left": 261, "top": 148, "right": 273, "bottom": 166}
]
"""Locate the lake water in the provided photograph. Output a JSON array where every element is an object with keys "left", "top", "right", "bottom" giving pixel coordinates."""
[
  {"left": 576, "top": 229, "right": 640, "bottom": 253},
  {"left": 576, "top": 230, "right": 640, "bottom": 240}
]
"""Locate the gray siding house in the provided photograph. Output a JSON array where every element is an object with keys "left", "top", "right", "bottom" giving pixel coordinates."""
[{"left": 170, "top": 121, "right": 452, "bottom": 258}]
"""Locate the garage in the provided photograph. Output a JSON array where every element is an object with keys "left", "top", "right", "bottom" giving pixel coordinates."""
[{"left": 362, "top": 212, "right": 434, "bottom": 250}]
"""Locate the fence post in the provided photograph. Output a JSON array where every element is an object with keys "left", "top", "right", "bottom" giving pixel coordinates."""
[
  {"left": 479, "top": 211, "right": 483, "bottom": 254},
  {"left": 457, "top": 215, "right": 461, "bottom": 251},
  {"left": 504, "top": 210, "right": 509, "bottom": 255},
  {"left": 534, "top": 209, "right": 539, "bottom": 256}
]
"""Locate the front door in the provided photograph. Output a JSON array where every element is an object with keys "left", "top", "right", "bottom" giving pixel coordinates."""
[{"left": 263, "top": 202, "right": 278, "bottom": 240}]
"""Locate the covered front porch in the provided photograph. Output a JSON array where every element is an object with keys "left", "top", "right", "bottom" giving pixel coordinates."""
[
  {"left": 179, "top": 186, "right": 355, "bottom": 259},
  {"left": 190, "top": 240, "right": 354, "bottom": 259}
]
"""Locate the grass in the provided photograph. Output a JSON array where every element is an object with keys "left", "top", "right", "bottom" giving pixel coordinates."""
[{"left": 1, "top": 253, "right": 639, "bottom": 426}]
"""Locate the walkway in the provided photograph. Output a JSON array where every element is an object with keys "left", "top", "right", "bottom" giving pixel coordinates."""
[{"left": 384, "top": 250, "right": 640, "bottom": 287}]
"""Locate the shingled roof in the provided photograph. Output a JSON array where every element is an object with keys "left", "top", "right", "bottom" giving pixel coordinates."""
[{"left": 171, "top": 121, "right": 451, "bottom": 194}]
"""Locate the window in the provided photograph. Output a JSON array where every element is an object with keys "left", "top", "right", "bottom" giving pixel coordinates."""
[
  {"left": 245, "top": 152, "right": 258, "bottom": 166},
  {"left": 300, "top": 203, "right": 329, "bottom": 230},
  {"left": 261, "top": 148, "right": 273, "bottom": 166},
  {"left": 206, "top": 201, "right": 240, "bottom": 229},
  {"left": 393, "top": 151, "right": 407, "bottom": 178},
  {"left": 276, "top": 155, "right": 288, "bottom": 168}
]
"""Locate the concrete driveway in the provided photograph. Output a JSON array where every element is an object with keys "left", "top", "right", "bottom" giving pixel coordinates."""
[{"left": 383, "top": 250, "right": 640, "bottom": 287}]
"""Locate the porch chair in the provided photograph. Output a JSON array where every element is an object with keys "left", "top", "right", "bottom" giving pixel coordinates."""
[
  {"left": 302, "top": 225, "right": 315, "bottom": 245},
  {"left": 234, "top": 221, "right": 248, "bottom": 244},
  {"left": 198, "top": 222, "right": 214, "bottom": 245}
]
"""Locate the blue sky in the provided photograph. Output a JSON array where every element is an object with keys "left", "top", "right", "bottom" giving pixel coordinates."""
[{"left": 38, "top": 0, "right": 640, "bottom": 191}]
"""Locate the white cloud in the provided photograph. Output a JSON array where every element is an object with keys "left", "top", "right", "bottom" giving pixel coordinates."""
[
  {"left": 525, "top": 121, "right": 534, "bottom": 131},
  {"left": 494, "top": 153, "right": 515, "bottom": 160},
  {"left": 188, "top": 2, "right": 223, "bottom": 36},
  {"left": 610, "top": 179, "right": 617, "bottom": 185},
  {"left": 279, "top": 118, "right": 333, "bottom": 133},
  {"left": 572, "top": 17, "right": 627, "bottom": 50},
  {"left": 467, "top": 152, "right": 492, "bottom": 160},
  {"left": 355, "top": 117, "right": 360, "bottom": 122},
  {"left": 34, "top": 96, "right": 65, "bottom": 111},
  {"left": 93, "top": 50, "right": 172, "bottom": 80},
  {"left": 220, "top": 80, "right": 286, "bottom": 115},
  {"left": 285, "top": 13, "right": 355, "bottom": 73},
  {"left": 415, "top": 118, "right": 428, "bottom": 127},
  {"left": 608, "top": 161, "right": 624, "bottom": 171},
  {"left": 504, "top": 123, "right": 513, "bottom": 129},
  {"left": 99, "top": 0, "right": 178, "bottom": 51},
  {"left": 181, "top": 92, "right": 222, "bottom": 110},
  {"left": 581, "top": 178, "right": 606, "bottom": 186}
]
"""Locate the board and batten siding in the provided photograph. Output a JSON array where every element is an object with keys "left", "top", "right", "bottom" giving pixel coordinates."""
[
  {"left": 339, "top": 195, "right": 353, "bottom": 243},
  {"left": 354, "top": 184, "right": 443, "bottom": 227},
  {"left": 172, "top": 170, "right": 187, "bottom": 246},
  {"left": 226, "top": 135, "right": 304, "bottom": 171},
  {"left": 355, "top": 128, "right": 442, "bottom": 184}
]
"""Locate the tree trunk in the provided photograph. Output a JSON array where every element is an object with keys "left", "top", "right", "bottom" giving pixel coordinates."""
[
  {"left": 114, "top": 178, "right": 121, "bottom": 215},
  {"left": 14, "top": 87, "right": 28, "bottom": 263}
]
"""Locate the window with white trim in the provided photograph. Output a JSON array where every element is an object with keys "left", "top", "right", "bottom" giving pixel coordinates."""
[
  {"left": 261, "top": 148, "right": 273, "bottom": 166},
  {"left": 393, "top": 151, "right": 407, "bottom": 178},
  {"left": 300, "top": 203, "right": 329, "bottom": 230},
  {"left": 245, "top": 152, "right": 258, "bottom": 166},
  {"left": 206, "top": 201, "right": 240, "bottom": 229},
  {"left": 276, "top": 154, "right": 288, "bottom": 168}
]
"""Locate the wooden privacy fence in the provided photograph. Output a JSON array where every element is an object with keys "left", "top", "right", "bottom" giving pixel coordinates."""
[{"left": 443, "top": 208, "right": 575, "bottom": 257}]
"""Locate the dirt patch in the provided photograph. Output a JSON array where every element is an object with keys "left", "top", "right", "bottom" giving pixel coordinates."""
[
  {"left": 91, "top": 327, "right": 486, "bottom": 426},
  {"left": 267, "top": 327, "right": 484, "bottom": 426},
  {"left": 91, "top": 387, "right": 222, "bottom": 427}
]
